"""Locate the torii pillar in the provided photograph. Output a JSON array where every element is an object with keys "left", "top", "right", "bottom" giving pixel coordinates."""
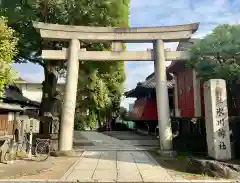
[
  {"left": 59, "top": 39, "right": 80, "bottom": 151},
  {"left": 154, "top": 40, "right": 173, "bottom": 155}
]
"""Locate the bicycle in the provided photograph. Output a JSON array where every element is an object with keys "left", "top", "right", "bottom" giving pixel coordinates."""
[
  {"left": 34, "top": 138, "right": 51, "bottom": 161},
  {"left": 3, "top": 133, "right": 51, "bottom": 162}
]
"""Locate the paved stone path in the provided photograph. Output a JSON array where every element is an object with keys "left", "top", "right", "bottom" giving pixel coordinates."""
[
  {"left": 61, "top": 151, "right": 173, "bottom": 182},
  {"left": 73, "top": 131, "right": 157, "bottom": 151},
  {"left": 1, "top": 131, "right": 236, "bottom": 182},
  {"left": 61, "top": 131, "right": 173, "bottom": 182}
]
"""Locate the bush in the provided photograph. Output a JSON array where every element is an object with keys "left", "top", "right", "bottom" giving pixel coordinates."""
[
  {"left": 0, "top": 16, "right": 19, "bottom": 97},
  {"left": 74, "top": 119, "right": 85, "bottom": 130}
]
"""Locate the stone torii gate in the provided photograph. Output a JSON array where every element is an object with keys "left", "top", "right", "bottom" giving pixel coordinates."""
[{"left": 33, "top": 22, "right": 199, "bottom": 154}]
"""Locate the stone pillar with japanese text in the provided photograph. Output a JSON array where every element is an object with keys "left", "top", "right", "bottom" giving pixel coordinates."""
[{"left": 204, "top": 79, "right": 231, "bottom": 160}]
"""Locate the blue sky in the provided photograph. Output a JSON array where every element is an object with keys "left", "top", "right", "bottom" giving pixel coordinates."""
[{"left": 13, "top": 0, "right": 240, "bottom": 108}]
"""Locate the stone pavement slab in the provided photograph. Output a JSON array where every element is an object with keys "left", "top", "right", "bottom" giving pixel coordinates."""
[
  {"left": 61, "top": 150, "right": 173, "bottom": 182},
  {"left": 68, "top": 169, "right": 94, "bottom": 181},
  {"left": 117, "top": 169, "right": 142, "bottom": 182},
  {"left": 97, "top": 160, "right": 116, "bottom": 169},
  {"left": 93, "top": 169, "right": 117, "bottom": 182}
]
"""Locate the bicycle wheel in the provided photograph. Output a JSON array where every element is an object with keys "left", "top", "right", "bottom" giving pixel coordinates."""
[
  {"left": 3, "top": 151, "right": 16, "bottom": 161},
  {"left": 4, "top": 142, "right": 18, "bottom": 161},
  {"left": 34, "top": 141, "right": 50, "bottom": 161}
]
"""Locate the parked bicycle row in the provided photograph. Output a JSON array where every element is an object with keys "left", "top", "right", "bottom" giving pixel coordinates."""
[{"left": 3, "top": 132, "right": 50, "bottom": 163}]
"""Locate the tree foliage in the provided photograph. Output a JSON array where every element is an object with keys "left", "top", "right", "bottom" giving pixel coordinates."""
[
  {"left": 188, "top": 24, "right": 240, "bottom": 82},
  {"left": 187, "top": 24, "right": 240, "bottom": 116},
  {"left": 74, "top": 0, "right": 129, "bottom": 129},
  {"left": 0, "top": 16, "right": 18, "bottom": 97},
  {"left": 0, "top": 0, "right": 129, "bottom": 129},
  {"left": 119, "top": 107, "right": 127, "bottom": 120}
]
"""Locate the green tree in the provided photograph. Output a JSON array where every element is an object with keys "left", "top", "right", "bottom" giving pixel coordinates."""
[
  {"left": 75, "top": 0, "right": 129, "bottom": 129},
  {"left": 119, "top": 107, "right": 127, "bottom": 120},
  {"left": 187, "top": 24, "right": 240, "bottom": 115},
  {"left": 0, "top": 16, "right": 18, "bottom": 97},
  {"left": 188, "top": 24, "right": 240, "bottom": 81},
  {"left": 1, "top": 0, "right": 128, "bottom": 131}
]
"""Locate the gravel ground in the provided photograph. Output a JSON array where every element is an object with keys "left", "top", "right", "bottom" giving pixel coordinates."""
[{"left": 0, "top": 156, "right": 79, "bottom": 179}]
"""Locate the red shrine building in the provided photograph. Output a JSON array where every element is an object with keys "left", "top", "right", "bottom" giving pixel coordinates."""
[
  {"left": 125, "top": 39, "right": 240, "bottom": 123},
  {"left": 125, "top": 39, "right": 240, "bottom": 155},
  {"left": 125, "top": 71, "right": 174, "bottom": 122},
  {"left": 125, "top": 39, "right": 201, "bottom": 121},
  {"left": 168, "top": 39, "right": 205, "bottom": 118}
]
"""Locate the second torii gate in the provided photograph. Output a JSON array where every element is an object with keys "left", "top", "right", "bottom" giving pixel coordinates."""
[{"left": 33, "top": 22, "right": 199, "bottom": 155}]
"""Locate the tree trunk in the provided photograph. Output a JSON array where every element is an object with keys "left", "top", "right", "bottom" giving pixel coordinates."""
[{"left": 39, "top": 63, "right": 58, "bottom": 135}]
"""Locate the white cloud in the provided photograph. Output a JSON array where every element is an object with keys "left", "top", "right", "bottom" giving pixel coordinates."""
[{"left": 130, "top": 0, "right": 240, "bottom": 28}]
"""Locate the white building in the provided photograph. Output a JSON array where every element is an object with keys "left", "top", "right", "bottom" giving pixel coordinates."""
[
  {"left": 14, "top": 80, "right": 65, "bottom": 135},
  {"left": 15, "top": 81, "right": 65, "bottom": 103}
]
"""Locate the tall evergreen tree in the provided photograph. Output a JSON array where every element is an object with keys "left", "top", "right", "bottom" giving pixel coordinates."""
[{"left": 0, "top": 0, "right": 129, "bottom": 130}]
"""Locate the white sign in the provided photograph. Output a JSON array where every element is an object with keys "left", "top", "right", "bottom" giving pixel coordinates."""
[{"left": 204, "top": 79, "right": 231, "bottom": 160}]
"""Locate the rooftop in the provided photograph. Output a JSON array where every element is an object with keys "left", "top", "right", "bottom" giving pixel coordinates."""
[{"left": 1, "top": 85, "right": 40, "bottom": 107}]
